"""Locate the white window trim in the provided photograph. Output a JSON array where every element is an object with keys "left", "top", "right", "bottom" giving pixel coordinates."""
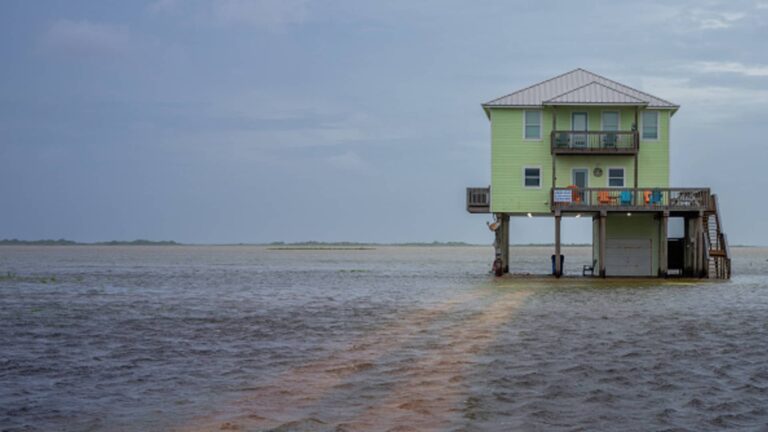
[
  {"left": 522, "top": 165, "right": 542, "bottom": 189},
  {"left": 607, "top": 167, "right": 625, "bottom": 188},
  {"left": 522, "top": 110, "right": 542, "bottom": 141},
  {"left": 600, "top": 110, "right": 621, "bottom": 131},
  {"left": 640, "top": 110, "right": 660, "bottom": 141},
  {"left": 571, "top": 167, "right": 589, "bottom": 188}
]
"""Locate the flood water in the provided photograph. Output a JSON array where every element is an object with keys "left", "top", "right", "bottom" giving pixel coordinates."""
[{"left": 1, "top": 245, "right": 767, "bottom": 431}]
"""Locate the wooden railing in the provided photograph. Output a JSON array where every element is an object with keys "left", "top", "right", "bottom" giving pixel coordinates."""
[
  {"left": 551, "top": 130, "right": 639, "bottom": 154},
  {"left": 551, "top": 187, "right": 710, "bottom": 211},
  {"left": 466, "top": 187, "right": 491, "bottom": 213}
]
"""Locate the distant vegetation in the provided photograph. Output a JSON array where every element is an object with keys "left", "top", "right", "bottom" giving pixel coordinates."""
[
  {"left": 0, "top": 238, "right": 179, "bottom": 246},
  {"left": 0, "top": 239, "right": 78, "bottom": 245},
  {"left": 266, "top": 241, "right": 477, "bottom": 247},
  {"left": 96, "top": 239, "right": 179, "bottom": 246}
]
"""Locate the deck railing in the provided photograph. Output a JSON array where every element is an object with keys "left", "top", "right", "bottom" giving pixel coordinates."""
[
  {"left": 551, "top": 130, "right": 639, "bottom": 154},
  {"left": 466, "top": 187, "right": 491, "bottom": 213},
  {"left": 551, "top": 187, "right": 710, "bottom": 211}
]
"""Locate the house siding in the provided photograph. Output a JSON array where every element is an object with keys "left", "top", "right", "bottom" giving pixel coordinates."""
[
  {"left": 490, "top": 107, "right": 671, "bottom": 213},
  {"left": 490, "top": 109, "right": 552, "bottom": 213}
]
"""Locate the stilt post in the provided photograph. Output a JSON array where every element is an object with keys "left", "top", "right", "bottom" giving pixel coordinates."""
[
  {"left": 696, "top": 211, "right": 705, "bottom": 277},
  {"left": 501, "top": 214, "right": 510, "bottom": 273},
  {"left": 659, "top": 211, "right": 668, "bottom": 277},
  {"left": 599, "top": 210, "right": 607, "bottom": 277},
  {"left": 554, "top": 210, "right": 562, "bottom": 277}
]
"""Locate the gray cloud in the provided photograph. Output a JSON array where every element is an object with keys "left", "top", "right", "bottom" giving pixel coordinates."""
[
  {"left": 148, "top": 0, "right": 309, "bottom": 30},
  {"left": 41, "top": 19, "right": 131, "bottom": 56}
]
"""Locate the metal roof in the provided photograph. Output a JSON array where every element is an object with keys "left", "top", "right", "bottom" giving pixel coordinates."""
[
  {"left": 483, "top": 68, "right": 679, "bottom": 110},
  {"left": 543, "top": 82, "right": 647, "bottom": 106}
]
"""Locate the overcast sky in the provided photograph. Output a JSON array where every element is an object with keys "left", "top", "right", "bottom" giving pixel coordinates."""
[{"left": 1, "top": 0, "right": 766, "bottom": 244}]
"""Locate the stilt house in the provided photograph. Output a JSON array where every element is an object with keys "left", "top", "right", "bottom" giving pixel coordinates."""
[{"left": 466, "top": 69, "right": 730, "bottom": 278}]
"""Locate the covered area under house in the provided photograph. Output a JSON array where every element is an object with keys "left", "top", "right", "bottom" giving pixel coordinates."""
[{"left": 467, "top": 187, "right": 731, "bottom": 279}]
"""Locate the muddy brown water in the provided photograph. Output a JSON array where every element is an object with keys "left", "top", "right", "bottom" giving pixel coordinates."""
[{"left": 1, "top": 245, "right": 767, "bottom": 431}]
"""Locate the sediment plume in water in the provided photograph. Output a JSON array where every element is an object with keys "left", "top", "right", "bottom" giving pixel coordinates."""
[
  {"left": 183, "top": 288, "right": 516, "bottom": 431},
  {"left": 3, "top": 246, "right": 768, "bottom": 431}
]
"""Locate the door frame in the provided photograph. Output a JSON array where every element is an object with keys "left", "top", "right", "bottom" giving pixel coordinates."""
[
  {"left": 571, "top": 112, "right": 588, "bottom": 148},
  {"left": 571, "top": 167, "right": 589, "bottom": 188},
  {"left": 571, "top": 167, "right": 589, "bottom": 203}
]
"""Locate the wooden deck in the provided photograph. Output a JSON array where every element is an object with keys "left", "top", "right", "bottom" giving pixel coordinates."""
[{"left": 550, "top": 187, "right": 710, "bottom": 213}]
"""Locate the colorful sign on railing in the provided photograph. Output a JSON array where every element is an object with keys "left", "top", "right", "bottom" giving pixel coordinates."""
[{"left": 553, "top": 190, "right": 572, "bottom": 203}]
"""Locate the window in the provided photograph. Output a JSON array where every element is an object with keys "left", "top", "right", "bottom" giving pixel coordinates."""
[
  {"left": 602, "top": 111, "right": 619, "bottom": 131},
  {"left": 523, "top": 167, "right": 541, "bottom": 188},
  {"left": 524, "top": 110, "right": 541, "bottom": 140},
  {"left": 642, "top": 111, "right": 659, "bottom": 140},
  {"left": 608, "top": 168, "right": 625, "bottom": 187}
]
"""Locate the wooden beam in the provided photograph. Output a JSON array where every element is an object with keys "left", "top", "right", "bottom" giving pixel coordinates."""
[
  {"left": 554, "top": 212, "right": 562, "bottom": 277},
  {"left": 634, "top": 154, "right": 639, "bottom": 192},
  {"left": 633, "top": 107, "right": 639, "bottom": 201},
  {"left": 634, "top": 107, "right": 639, "bottom": 132},
  {"left": 554, "top": 222, "right": 561, "bottom": 276},
  {"left": 599, "top": 210, "right": 607, "bottom": 277},
  {"left": 659, "top": 211, "right": 668, "bottom": 277},
  {"left": 697, "top": 211, "right": 705, "bottom": 277},
  {"left": 552, "top": 107, "right": 557, "bottom": 187},
  {"left": 552, "top": 150, "right": 557, "bottom": 190}
]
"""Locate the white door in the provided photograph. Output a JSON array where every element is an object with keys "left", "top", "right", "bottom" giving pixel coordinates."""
[{"left": 605, "top": 239, "right": 652, "bottom": 276}]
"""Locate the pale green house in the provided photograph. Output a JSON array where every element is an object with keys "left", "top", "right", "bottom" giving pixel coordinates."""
[{"left": 466, "top": 69, "right": 730, "bottom": 278}]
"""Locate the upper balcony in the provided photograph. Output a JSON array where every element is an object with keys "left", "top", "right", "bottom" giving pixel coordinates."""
[{"left": 551, "top": 130, "right": 638, "bottom": 155}]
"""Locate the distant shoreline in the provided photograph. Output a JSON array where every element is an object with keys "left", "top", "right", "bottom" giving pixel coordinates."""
[
  {"left": 0, "top": 239, "right": 762, "bottom": 248},
  {"left": 0, "top": 239, "right": 179, "bottom": 246}
]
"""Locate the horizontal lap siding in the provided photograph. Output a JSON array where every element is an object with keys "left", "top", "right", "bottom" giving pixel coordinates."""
[
  {"left": 638, "top": 111, "right": 670, "bottom": 188},
  {"left": 490, "top": 109, "right": 551, "bottom": 213},
  {"left": 490, "top": 107, "right": 671, "bottom": 213},
  {"left": 556, "top": 155, "right": 634, "bottom": 188}
]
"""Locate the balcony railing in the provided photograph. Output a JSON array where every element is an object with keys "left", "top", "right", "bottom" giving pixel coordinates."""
[
  {"left": 467, "top": 187, "right": 490, "bottom": 213},
  {"left": 551, "top": 187, "right": 710, "bottom": 212},
  {"left": 551, "top": 130, "right": 639, "bottom": 154}
]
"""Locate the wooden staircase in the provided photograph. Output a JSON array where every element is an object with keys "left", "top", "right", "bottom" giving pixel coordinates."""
[{"left": 703, "top": 194, "right": 731, "bottom": 279}]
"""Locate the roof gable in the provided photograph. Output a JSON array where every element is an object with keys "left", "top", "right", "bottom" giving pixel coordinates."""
[
  {"left": 483, "top": 68, "right": 678, "bottom": 109},
  {"left": 543, "top": 82, "right": 647, "bottom": 106}
]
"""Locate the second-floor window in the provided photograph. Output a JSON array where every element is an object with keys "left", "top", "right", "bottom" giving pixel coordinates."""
[
  {"left": 523, "top": 167, "right": 541, "bottom": 188},
  {"left": 602, "top": 111, "right": 619, "bottom": 131},
  {"left": 642, "top": 111, "right": 659, "bottom": 140},
  {"left": 524, "top": 110, "right": 541, "bottom": 140},
  {"left": 608, "top": 168, "right": 625, "bottom": 187}
]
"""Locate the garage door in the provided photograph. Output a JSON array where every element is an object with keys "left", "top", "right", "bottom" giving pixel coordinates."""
[{"left": 606, "top": 239, "right": 652, "bottom": 276}]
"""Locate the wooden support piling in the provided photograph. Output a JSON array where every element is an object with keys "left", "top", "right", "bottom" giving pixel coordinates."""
[
  {"left": 554, "top": 211, "right": 562, "bottom": 277},
  {"left": 696, "top": 211, "right": 705, "bottom": 277},
  {"left": 599, "top": 210, "right": 607, "bottom": 278},
  {"left": 500, "top": 214, "right": 510, "bottom": 273},
  {"left": 659, "top": 211, "right": 668, "bottom": 277}
]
